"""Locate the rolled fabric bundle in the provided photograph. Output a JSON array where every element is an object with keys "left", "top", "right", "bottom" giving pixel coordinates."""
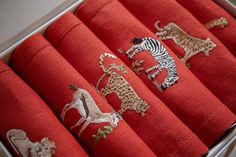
[
  {"left": 118, "top": 0, "right": 236, "bottom": 114},
  {"left": 75, "top": 0, "right": 236, "bottom": 146},
  {"left": 10, "top": 34, "right": 157, "bottom": 157},
  {"left": 177, "top": 0, "right": 236, "bottom": 56},
  {"left": 44, "top": 13, "right": 209, "bottom": 157},
  {"left": 0, "top": 61, "right": 88, "bottom": 157}
]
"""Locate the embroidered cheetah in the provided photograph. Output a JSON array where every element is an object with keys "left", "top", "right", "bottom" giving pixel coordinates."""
[{"left": 96, "top": 53, "right": 149, "bottom": 116}]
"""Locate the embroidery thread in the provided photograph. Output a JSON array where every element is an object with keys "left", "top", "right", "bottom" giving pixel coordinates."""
[
  {"left": 61, "top": 84, "right": 121, "bottom": 137},
  {"left": 96, "top": 53, "right": 150, "bottom": 116},
  {"left": 6, "top": 129, "right": 56, "bottom": 157},
  {"left": 205, "top": 17, "right": 228, "bottom": 30},
  {"left": 92, "top": 126, "right": 113, "bottom": 144},
  {"left": 124, "top": 37, "right": 179, "bottom": 92},
  {"left": 155, "top": 21, "right": 216, "bottom": 66},
  {"left": 132, "top": 60, "right": 144, "bottom": 75}
]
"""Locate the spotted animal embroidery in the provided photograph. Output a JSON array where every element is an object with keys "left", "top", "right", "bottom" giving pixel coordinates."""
[
  {"left": 155, "top": 21, "right": 216, "bottom": 65},
  {"left": 6, "top": 129, "right": 56, "bottom": 157},
  {"left": 124, "top": 37, "right": 179, "bottom": 92},
  {"left": 61, "top": 84, "right": 121, "bottom": 137},
  {"left": 205, "top": 17, "right": 228, "bottom": 30},
  {"left": 96, "top": 53, "right": 149, "bottom": 116}
]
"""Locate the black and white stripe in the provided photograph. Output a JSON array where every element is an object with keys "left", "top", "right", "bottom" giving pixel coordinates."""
[{"left": 126, "top": 37, "right": 178, "bottom": 90}]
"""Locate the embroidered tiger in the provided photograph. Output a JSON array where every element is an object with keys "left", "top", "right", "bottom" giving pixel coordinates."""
[
  {"left": 155, "top": 21, "right": 216, "bottom": 65},
  {"left": 96, "top": 53, "right": 149, "bottom": 116},
  {"left": 204, "top": 17, "right": 228, "bottom": 30}
]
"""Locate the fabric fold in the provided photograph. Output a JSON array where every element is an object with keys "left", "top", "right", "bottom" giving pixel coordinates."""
[
  {"left": 10, "top": 34, "right": 157, "bottom": 157},
  {"left": 0, "top": 61, "right": 88, "bottom": 157},
  {"left": 44, "top": 13, "right": 208, "bottom": 157},
  {"left": 177, "top": 0, "right": 236, "bottom": 56},
  {"left": 75, "top": 0, "right": 236, "bottom": 146},
  {"left": 118, "top": 0, "right": 236, "bottom": 114}
]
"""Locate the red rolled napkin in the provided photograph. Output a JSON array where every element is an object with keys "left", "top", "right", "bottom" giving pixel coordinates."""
[
  {"left": 75, "top": 0, "right": 236, "bottom": 146},
  {"left": 10, "top": 34, "right": 157, "bottom": 157},
  {"left": 177, "top": 0, "right": 236, "bottom": 56},
  {"left": 44, "top": 13, "right": 208, "bottom": 157},
  {"left": 118, "top": 0, "right": 236, "bottom": 114},
  {"left": 0, "top": 61, "right": 88, "bottom": 157}
]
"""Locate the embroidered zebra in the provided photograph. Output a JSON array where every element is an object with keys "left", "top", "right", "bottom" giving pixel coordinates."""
[{"left": 125, "top": 37, "right": 178, "bottom": 91}]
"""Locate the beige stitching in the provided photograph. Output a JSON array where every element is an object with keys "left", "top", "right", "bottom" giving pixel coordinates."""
[
  {"left": 132, "top": 60, "right": 144, "bottom": 75},
  {"left": 205, "top": 17, "right": 228, "bottom": 30},
  {"left": 96, "top": 53, "right": 150, "bottom": 116},
  {"left": 60, "top": 85, "right": 121, "bottom": 137},
  {"left": 117, "top": 48, "right": 144, "bottom": 75},
  {"left": 155, "top": 21, "right": 216, "bottom": 66},
  {"left": 6, "top": 129, "right": 56, "bottom": 157}
]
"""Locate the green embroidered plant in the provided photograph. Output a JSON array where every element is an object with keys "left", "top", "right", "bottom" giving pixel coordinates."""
[{"left": 92, "top": 126, "right": 113, "bottom": 144}]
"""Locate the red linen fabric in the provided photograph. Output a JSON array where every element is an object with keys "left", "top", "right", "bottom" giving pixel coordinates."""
[
  {"left": 75, "top": 0, "right": 236, "bottom": 146},
  {"left": 118, "top": 0, "right": 236, "bottom": 114},
  {"left": 44, "top": 13, "right": 208, "bottom": 157},
  {"left": 177, "top": 0, "right": 236, "bottom": 56},
  {"left": 0, "top": 61, "right": 88, "bottom": 157},
  {"left": 10, "top": 34, "right": 157, "bottom": 157}
]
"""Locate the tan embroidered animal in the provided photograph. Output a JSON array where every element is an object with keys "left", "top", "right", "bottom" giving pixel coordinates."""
[
  {"left": 155, "top": 21, "right": 216, "bottom": 65},
  {"left": 96, "top": 53, "right": 150, "bottom": 116},
  {"left": 6, "top": 129, "right": 56, "bottom": 157},
  {"left": 205, "top": 17, "right": 228, "bottom": 30},
  {"left": 61, "top": 85, "right": 121, "bottom": 136}
]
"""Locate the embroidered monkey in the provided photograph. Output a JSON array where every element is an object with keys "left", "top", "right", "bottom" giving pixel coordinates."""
[{"left": 6, "top": 129, "right": 56, "bottom": 157}]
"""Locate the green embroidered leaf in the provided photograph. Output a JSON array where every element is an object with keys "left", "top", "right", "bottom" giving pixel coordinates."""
[
  {"left": 104, "top": 126, "right": 113, "bottom": 134},
  {"left": 95, "top": 135, "right": 101, "bottom": 144},
  {"left": 98, "top": 128, "right": 103, "bottom": 134},
  {"left": 102, "top": 133, "right": 107, "bottom": 139},
  {"left": 93, "top": 125, "right": 114, "bottom": 144}
]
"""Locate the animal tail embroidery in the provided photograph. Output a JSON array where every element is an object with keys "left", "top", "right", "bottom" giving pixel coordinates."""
[
  {"left": 154, "top": 21, "right": 163, "bottom": 32},
  {"left": 6, "top": 129, "right": 26, "bottom": 156},
  {"left": 96, "top": 53, "right": 127, "bottom": 90},
  {"left": 99, "top": 53, "right": 117, "bottom": 75}
]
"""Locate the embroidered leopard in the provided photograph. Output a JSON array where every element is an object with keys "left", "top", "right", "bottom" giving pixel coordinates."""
[
  {"left": 96, "top": 53, "right": 149, "bottom": 116},
  {"left": 155, "top": 21, "right": 216, "bottom": 65}
]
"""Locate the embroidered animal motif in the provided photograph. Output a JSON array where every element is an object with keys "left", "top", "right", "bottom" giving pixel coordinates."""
[
  {"left": 155, "top": 21, "right": 216, "bottom": 65},
  {"left": 205, "top": 17, "right": 228, "bottom": 30},
  {"left": 125, "top": 37, "right": 179, "bottom": 92},
  {"left": 6, "top": 129, "right": 56, "bottom": 157},
  {"left": 132, "top": 60, "right": 144, "bottom": 75},
  {"left": 96, "top": 53, "right": 149, "bottom": 116},
  {"left": 61, "top": 84, "right": 121, "bottom": 137}
]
